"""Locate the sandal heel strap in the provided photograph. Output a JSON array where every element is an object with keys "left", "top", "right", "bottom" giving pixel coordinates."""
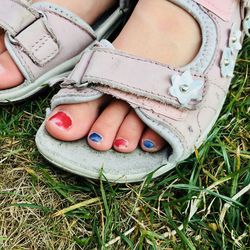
[{"left": 193, "top": 0, "right": 236, "bottom": 21}]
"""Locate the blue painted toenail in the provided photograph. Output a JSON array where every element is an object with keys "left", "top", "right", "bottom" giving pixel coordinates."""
[
  {"left": 143, "top": 140, "right": 155, "bottom": 149},
  {"left": 89, "top": 133, "right": 103, "bottom": 143}
]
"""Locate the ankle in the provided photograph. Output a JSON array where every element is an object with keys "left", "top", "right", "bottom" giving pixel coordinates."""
[{"left": 114, "top": 0, "right": 202, "bottom": 67}]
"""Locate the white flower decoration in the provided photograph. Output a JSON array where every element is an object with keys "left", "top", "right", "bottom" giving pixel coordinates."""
[
  {"left": 229, "top": 24, "right": 242, "bottom": 54},
  {"left": 220, "top": 47, "right": 235, "bottom": 78},
  {"left": 169, "top": 70, "right": 204, "bottom": 108}
]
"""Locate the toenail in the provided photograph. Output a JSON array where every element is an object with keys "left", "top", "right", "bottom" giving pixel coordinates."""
[
  {"left": 89, "top": 132, "right": 103, "bottom": 143},
  {"left": 114, "top": 138, "right": 128, "bottom": 149},
  {"left": 143, "top": 139, "right": 155, "bottom": 149},
  {"left": 49, "top": 112, "right": 72, "bottom": 129}
]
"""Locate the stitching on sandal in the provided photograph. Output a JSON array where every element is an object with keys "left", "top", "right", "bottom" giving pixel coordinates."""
[
  {"left": 44, "top": 7, "right": 96, "bottom": 38},
  {"left": 83, "top": 49, "right": 207, "bottom": 108},
  {"left": 94, "top": 49, "right": 205, "bottom": 78},
  {"left": 196, "top": 0, "right": 228, "bottom": 16},
  {"left": 30, "top": 35, "right": 58, "bottom": 64},
  {"left": 15, "top": 46, "right": 35, "bottom": 80}
]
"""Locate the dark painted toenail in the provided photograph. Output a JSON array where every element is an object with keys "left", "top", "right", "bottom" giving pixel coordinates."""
[
  {"left": 114, "top": 138, "right": 128, "bottom": 149},
  {"left": 143, "top": 140, "right": 155, "bottom": 149},
  {"left": 89, "top": 132, "right": 103, "bottom": 143},
  {"left": 49, "top": 112, "right": 72, "bottom": 129}
]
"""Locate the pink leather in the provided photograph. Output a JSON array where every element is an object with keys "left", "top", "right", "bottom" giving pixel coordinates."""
[
  {"left": 15, "top": 18, "right": 59, "bottom": 66},
  {"left": 5, "top": 2, "right": 96, "bottom": 82},
  {"left": 82, "top": 48, "right": 205, "bottom": 110},
  {"left": 95, "top": 86, "right": 187, "bottom": 121},
  {"left": 194, "top": 0, "right": 235, "bottom": 21},
  {"left": 0, "top": 0, "right": 39, "bottom": 36}
]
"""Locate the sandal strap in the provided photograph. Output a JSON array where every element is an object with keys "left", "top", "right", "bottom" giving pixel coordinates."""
[
  {"left": 4, "top": 2, "right": 97, "bottom": 82},
  {"left": 194, "top": 0, "right": 236, "bottom": 21},
  {"left": 12, "top": 16, "right": 59, "bottom": 67},
  {"left": 64, "top": 45, "right": 206, "bottom": 110},
  {"left": 0, "top": 0, "right": 39, "bottom": 36},
  {"left": 0, "top": 0, "right": 60, "bottom": 67},
  {"left": 194, "top": 0, "right": 250, "bottom": 33}
]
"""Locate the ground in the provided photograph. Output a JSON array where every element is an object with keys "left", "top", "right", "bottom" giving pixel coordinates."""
[{"left": 0, "top": 37, "right": 249, "bottom": 249}]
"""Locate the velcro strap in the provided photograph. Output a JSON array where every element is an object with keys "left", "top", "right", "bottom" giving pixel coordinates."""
[
  {"left": 0, "top": 0, "right": 59, "bottom": 66},
  {"left": 80, "top": 48, "right": 205, "bottom": 109},
  {"left": 194, "top": 0, "right": 235, "bottom": 21},
  {"left": 0, "top": 0, "right": 39, "bottom": 36},
  {"left": 14, "top": 18, "right": 59, "bottom": 66}
]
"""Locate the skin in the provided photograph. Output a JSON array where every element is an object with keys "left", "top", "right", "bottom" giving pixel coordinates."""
[{"left": 0, "top": 0, "right": 201, "bottom": 153}]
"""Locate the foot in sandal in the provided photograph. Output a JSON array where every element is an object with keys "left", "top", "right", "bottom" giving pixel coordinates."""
[
  {"left": 0, "top": 0, "right": 124, "bottom": 101},
  {"left": 45, "top": 0, "right": 202, "bottom": 153},
  {"left": 37, "top": 0, "right": 249, "bottom": 182}
]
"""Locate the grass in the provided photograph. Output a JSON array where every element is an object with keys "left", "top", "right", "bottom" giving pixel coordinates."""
[{"left": 0, "top": 37, "right": 249, "bottom": 249}]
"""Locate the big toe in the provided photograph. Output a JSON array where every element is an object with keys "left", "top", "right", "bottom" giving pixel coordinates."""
[
  {"left": 46, "top": 97, "right": 105, "bottom": 141},
  {"left": 0, "top": 51, "right": 24, "bottom": 90}
]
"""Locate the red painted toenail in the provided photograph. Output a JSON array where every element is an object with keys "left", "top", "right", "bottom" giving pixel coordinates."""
[
  {"left": 114, "top": 138, "right": 128, "bottom": 148},
  {"left": 49, "top": 112, "right": 72, "bottom": 129}
]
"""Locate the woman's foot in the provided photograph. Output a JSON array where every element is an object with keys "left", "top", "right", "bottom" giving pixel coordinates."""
[
  {"left": 0, "top": 0, "right": 116, "bottom": 90},
  {"left": 46, "top": 0, "right": 202, "bottom": 153}
]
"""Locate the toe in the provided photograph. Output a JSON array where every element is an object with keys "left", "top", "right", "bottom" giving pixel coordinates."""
[
  {"left": 46, "top": 97, "right": 105, "bottom": 141},
  {"left": 88, "top": 100, "right": 130, "bottom": 151},
  {"left": 113, "top": 110, "right": 145, "bottom": 153},
  {"left": 141, "top": 128, "right": 166, "bottom": 152},
  {"left": 0, "top": 51, "right": 24, "bottom": 89}
]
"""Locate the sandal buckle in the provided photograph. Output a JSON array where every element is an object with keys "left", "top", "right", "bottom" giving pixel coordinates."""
[
  {"left": 7, "top": 33, "right": 18, "bottom": 45},
  {"left": 75, "top": 81, "right": 89, "bottom": 88},
  {"left": 60, "top": 79, "right": 89, "bottom": 89}
]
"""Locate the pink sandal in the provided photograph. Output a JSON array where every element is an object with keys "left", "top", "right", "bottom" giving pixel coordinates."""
[{"left": 36, "top": 0, "right": 250, "bottom": 183}]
